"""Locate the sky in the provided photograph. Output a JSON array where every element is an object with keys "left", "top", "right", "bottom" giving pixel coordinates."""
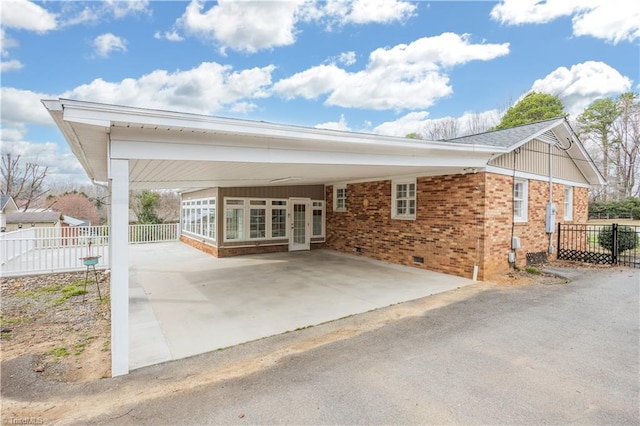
[{"left": 1, "top": 0, "right": 639, "bottom": 184}]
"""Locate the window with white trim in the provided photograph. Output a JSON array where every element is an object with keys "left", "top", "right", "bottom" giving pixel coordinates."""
[
  {"left": 513, "top": 179, "right": 528, "bottom": 222},
  {"left": 334, "top": 186, "right": 347, "bottom": 211},
  {"left": 312, "top": 201, "right": 325, "bottom": 237},
  {"left": 392, "top": 179, "right": 416, "bottom": 220},
  {"left": 225, "top": 199, "right": 245, "bottom": 240},
  {"left": 181, "top": 197, "right": 216, "bottom": 241},
  {"left": 564, "top": 186, "right": 573, "bottom": 221},
  {"left": 271, "top": 200, "right": 287, "bottom": 238},
  {"left": 249, "top": 200, "right": 267, "bottom": 239}
]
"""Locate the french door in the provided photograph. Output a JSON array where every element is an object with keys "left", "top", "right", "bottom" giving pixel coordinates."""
[{"left": 288, "top": 198, "right": 310, "bottom": 251}]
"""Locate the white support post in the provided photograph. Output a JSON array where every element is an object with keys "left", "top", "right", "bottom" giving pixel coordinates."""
[{"left": 110, "top": 159, "right": 129, "bottom": 376}]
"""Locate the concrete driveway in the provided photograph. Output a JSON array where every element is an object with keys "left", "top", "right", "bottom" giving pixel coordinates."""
[{"left": 129, "top": 243, "right": 474, "bottom": 370}]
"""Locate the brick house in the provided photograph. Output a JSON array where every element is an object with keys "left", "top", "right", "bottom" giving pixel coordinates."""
[{"left": 44, "top": 99, "right": 603, "bottom": 375}]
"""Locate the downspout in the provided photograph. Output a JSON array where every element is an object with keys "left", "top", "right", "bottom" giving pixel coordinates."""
[{"left": 549, "top": 142, "right": 554, "bottom": 254}]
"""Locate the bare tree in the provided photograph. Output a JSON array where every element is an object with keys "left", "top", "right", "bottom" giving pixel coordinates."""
[
  {"left": 1, "top": 149, "right": 49, "bottom": 211},
  {"left": 612, "top": 92, "right": 640, "bottom": 198},
  {"left": 423, "top": 117, "right": 459, "bottom": 140}
]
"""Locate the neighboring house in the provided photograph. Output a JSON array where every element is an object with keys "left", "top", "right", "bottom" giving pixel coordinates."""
[
  {"left": 61, "top": 215, "right": 91, "bottom": 227},
  {"left": 1, "top": 194, "right": 19, "bottom": 232},
  {"left": 4, "top": 210, "right": 61, "bottom": 232},
  {"left": 44, "top": 99, "right": 605, "bottom": 376}
]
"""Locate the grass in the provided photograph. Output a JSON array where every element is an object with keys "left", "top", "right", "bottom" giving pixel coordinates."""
[
  {"left": 53, "top": 285, "right": 88, "bottom": 306},
  {"left": 73, "top": 335, "right": 96, "bottom": 356},
  {"left": 46, "top": 346, "right": 70, "bottom": 359},
  {"left": 525, "top": 266, "right": 541, "bottom": 275}
]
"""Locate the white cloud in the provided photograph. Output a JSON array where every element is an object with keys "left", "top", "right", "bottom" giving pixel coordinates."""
[
  {"left": 1, "top": 59, "right": 23, "bottom": 72},
  {"left": 1, "top": 87, "right": 55, "bottom": 141},
  {"left": 315, "top": 114, "right": 351, "bottom": 131},
  {"left": 373, "top": 111, "right": 431, "bottom": 136},
  {"left": 61, "top": 62, "right": 275, "bottom": 114},
  {"left": 171, "top": 0, "right": 416, "bottom": 53},
  {"left": 373, "top": 109, "right": 501, "bottom": 138},
  {"left": 303, "top": 0, "right": 416, "bottom": 29},
  {"left": 61, "top": 0, "right": 151, "bottom": 26},
  {"left": 1, "top": 140, "right": 89, "bottom": 185},
  {"left": 531, "top": 61, "right": 632, "bottom": 115},
  {"left": 154, "top": 30, "right": 184, "bottom": 42},
  {"left": 1, "top": 0, "right": 58, "bottom": 32},
  {"left": 102, "top": 0, "right": 151, "bottom": 19},
  {"left": 93, "top": 33, "right": 127, "bottom": 58},
  {"left": 274, "top": 33, "right": 510, "bottom": 110},
  {"left": 490, "top": 0, "right": 640, "bottom": 44},
  {"left": 339, "top": 0, "right": 417, "bottom": 24},
  {"left": 338, "top": 51, "right": 357, "bottom": 66},
  {"left": 177, "top": 0, "right": 301, "bottom": 54}
]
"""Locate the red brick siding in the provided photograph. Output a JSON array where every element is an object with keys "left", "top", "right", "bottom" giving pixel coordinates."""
[
  {"left": 327, "top": 173, "right": 589, "bottom": 280},
  {"left": 326, "top": 174, "right": 486, "bottom": 279}
]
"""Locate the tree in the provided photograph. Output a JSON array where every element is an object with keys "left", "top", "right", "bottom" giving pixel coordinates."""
[
  {"left": 132, "top": 190, "right": 161, "bottom": 224},
  {"left": 494, "top": 92, "right": 565, "bottom": 130},
  {"left": 598, "top": 225, "right": 639, "bottom": 253},
  {"left": 49, "top": 192, "right": 101, "bottom": 225},
  {"left": 405, "top": 132, "right": 423, "bottom": 139},
  {"left": 613, "top": 92, "right": 640, "bottom": 198},
  {"left": 1, "top": 149, "right": 49, "bottom": 211},
  {"left": 578, "top": 92, "right": 640, "bottom": 201},
  {"left": 577, "top": 98, "right": 620, "bottom": 201},
  {"left": 423, "top": 117, "right": 459, "bottom": 140}
]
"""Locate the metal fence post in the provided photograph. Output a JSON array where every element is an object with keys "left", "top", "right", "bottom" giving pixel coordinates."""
[{"left": 612, "top": 223, "right": 618, "bottom": 265}]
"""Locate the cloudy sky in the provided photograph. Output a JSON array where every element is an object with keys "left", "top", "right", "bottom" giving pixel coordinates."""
[{"left": 1, "top": 0, "right": 638, "bottom": 183}]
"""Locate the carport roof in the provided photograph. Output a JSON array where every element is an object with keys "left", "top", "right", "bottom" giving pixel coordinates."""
[{"left": 41, "top": 99, "right": 602, "bottom": 190}]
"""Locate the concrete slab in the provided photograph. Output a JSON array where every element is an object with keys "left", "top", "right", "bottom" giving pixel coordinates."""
[{"left": 129, "top": 242, "right": 474, "bottom": 370}]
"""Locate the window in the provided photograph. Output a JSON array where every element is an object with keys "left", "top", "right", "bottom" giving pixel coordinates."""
[
  {"left": 513, "top": 179, "right": 528, "bottom": 222},
  {"left": 334, "top": 185, "right": 347, "bottom": 211},
  {"left": 181, "top": 197, "right": 216, "bottom": 241},
  {"left": 564, "top": 186, "right": 573, "bottom": 221},
  {"left": 271, "top": 200, "right": 287, "bottom": 238},
  {"left": 392, "top": 179, "right": 416, "bottom": 220},
  {"left": 225, "top": 199, "right": 245, "bottom": 240},
  {"left": 312, "top": 201, "right": 324, "bottom": 237},
  {"left": 249, "top": 200, "right": 267, "bottom": 239}
]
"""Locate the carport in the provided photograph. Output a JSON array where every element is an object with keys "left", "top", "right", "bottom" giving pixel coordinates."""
[
  {"left": 129, "top": 243, "right": 474, "bottom": 370},
  {"left": 43, "top": 99, "right": 503, "bottom": 376}
]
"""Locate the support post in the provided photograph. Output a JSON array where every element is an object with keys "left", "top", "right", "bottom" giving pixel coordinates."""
[{"left": 110, "top": 159, "right": 129, "bottom": 376}]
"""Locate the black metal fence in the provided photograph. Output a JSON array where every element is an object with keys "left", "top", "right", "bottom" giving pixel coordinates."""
[{"left": 557, "top": 223, "right": 640, "bottom": 268}]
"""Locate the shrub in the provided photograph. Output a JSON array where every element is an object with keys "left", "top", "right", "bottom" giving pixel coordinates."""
[
  {"left": 632, "top": 207, "right": 640, "bottom": 220},
  {"left": 598, "top": 225, "right": 639, "bottom": 253}
]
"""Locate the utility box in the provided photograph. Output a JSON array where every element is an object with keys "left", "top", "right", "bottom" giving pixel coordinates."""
[
  {"left": 511, "top": 236, "right": 521, "bottom": 249},
  {"left": 545, "top": 203, "right": 557, "bottom": 233}
]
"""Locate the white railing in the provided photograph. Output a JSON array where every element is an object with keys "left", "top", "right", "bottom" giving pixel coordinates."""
[
  {"left": 129, "top": 223, "right": 179, "bottom": 244},
  {"left": 0, "top": 223, "right": 179, "bottom": 277}
]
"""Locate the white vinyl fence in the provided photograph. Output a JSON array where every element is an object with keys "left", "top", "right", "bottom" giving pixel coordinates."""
[{"left": 1, "top": 223, "right": 179, "bottom": 277}]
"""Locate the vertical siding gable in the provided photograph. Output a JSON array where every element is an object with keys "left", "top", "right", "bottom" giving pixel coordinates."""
[{"left": 489, "top": 138, "right": 589, "bottom": 184}]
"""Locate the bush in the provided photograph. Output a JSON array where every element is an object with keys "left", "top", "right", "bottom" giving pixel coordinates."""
[
  {"left": 598, "top": 225, "right": 639, "bottom": 253},
  {"left": 632, "top": 207, "right": 640, "bottom": 220}
]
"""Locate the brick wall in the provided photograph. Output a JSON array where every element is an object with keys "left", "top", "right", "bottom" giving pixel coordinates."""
[
  {"left": 326, "top": 174, "right": 486, "bottom": 279},
  {"left": 327, "top": 173, "right": 590, "bottom": 280}
]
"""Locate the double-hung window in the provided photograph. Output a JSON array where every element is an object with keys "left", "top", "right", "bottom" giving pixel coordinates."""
[
  {"left": 392, "top": 179, "right": 416, "bottom": 220},
  {"left": 334, "top": 186, "right": 347, "bottom": 211},
  {"left": 513, "top": 179, "right": 528, "bottom": 222},
  {"left": 564, "top": 186, "right": 573, "bottom": 221}
]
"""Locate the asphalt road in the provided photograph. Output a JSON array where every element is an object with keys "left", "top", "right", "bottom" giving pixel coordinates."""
[{"left": 4, "top": 266, "right": 638, "bottom": 425}]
